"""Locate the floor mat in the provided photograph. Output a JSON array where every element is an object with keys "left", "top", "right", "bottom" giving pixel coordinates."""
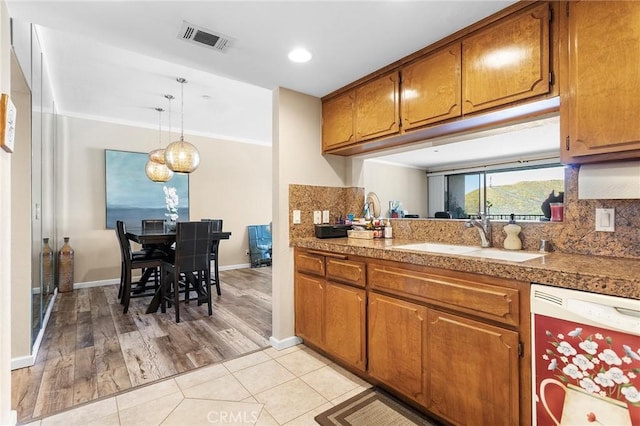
[{"left": 315, "top": 388, "right": 440, "bottom": 426}]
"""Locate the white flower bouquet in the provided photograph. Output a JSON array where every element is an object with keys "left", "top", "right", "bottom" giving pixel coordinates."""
[{"left": 163, "top": 186, "right": 179, "bottom": 221}]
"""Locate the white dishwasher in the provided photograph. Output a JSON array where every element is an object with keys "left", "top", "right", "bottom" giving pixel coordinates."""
[{"left": 531, "top": 284, "right": 640, "bottom": 426}]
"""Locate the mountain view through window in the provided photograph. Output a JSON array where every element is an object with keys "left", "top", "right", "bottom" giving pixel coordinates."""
[{"left": 446, "top": 165, "right": 565, "bottom": 220}]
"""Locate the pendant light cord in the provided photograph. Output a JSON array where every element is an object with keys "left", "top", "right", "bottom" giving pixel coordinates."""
[
  {"left": 180, "top": 79, "right": 185, "bottom": 141},
  {"left": 165, "top": 94, "right": 174, "bottom": 144},
  {"left": 157, "top": 108, "right": 163, "bottom": 146},
  {"left": 176, "top": 77, "right": 187, "bottom": 142}
]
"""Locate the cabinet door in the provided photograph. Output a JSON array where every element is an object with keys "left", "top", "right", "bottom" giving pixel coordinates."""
[
  {"left": 462, "top": 3, "right": 550, "bottom": 114},
  {"left": 294, "top": 273, "right": 325, "bottom": 346},
  {"left": 402, "top": 44, "right": 462, "bottom": 130},
  {"left": 561, "top": 1, "right": 640, "bottom": 162},
  {"left": 324, "top": 282, "right": 366, "bottom": 371},
  {"left": 355, "top": 72, "right": 400, "bottom": 142},
  {"left": 426, "top": 309, "right": 520, "bottom": 426},
  {"left": 368, "top": 292, "right": 428, "bottom": 406},
  {"left": 322, "top": 91, "right": 355, "bottom": 151}
]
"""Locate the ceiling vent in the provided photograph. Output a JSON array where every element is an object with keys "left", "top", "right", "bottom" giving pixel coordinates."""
[{"left": 178, "top": 21, "right": 233, "bottom": 52}]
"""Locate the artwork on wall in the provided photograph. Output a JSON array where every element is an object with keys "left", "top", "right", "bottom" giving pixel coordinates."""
[
  {"left": 0, "top": 93, "right": 17, "bottom": 153},
  {"left": 105, "top": 149, "right": 189, "bottom": 229}
]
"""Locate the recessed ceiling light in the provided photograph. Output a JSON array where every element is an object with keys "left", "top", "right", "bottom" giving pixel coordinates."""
[{"left": 288, "top": 47, "right": 312, "bottom": 63}]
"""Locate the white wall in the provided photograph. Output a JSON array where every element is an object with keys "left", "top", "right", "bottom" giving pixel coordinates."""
[
  {"left": 271, "top": 87, "right": 347, "bottom": 347},
  {"left": 0, "top": 1, "right": 16, "bottom": 422},
  {"left": 363, "top": 160, "right": 428, "bottom": 218},
  {"left": 9, "top": 53, "right": 31, "bottom": 360},
  {"left": 57, "top": 115, "right": 272, "bottom": 286}
]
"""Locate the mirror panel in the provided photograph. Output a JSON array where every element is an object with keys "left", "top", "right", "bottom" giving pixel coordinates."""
[{"left": 30, "top": 26, "right": 43, "bottom": 344}]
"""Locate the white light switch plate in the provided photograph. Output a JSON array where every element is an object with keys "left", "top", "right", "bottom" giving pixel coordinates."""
[
  {"left": 322, "top": 210, "right": 330, "bottom": 223},
  {"left": 292, "top": 210, "right": 301, "bottom": 224},
  {"left": 595, "top": 208, "right": 615, "bottom": 232},
  {"left": 313, "top": 211, "right": 322, "bottom": 225}
]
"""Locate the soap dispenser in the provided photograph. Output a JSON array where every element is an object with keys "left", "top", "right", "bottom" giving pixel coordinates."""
[
  {"left": 384, "top": 219, "right": 393, "bottom": 239},
  {"left": 503, "top": 214, "right": 522, "bottom": 250}
]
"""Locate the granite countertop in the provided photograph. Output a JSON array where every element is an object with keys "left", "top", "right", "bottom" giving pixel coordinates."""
[{"left": 291, "top": 237, "right": 640, "bottom": 300}]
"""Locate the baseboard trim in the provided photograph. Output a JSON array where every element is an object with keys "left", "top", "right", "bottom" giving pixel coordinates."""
[
  {"left": 73, "top": 278, "right": 120, "bottom": 289},
  {"left": 72, "top": 264, "right": 253, "bottom": 289},
  {"left": 12, "top": 290, "right": 57, "bottom": 370},
  {"left": 219, "top": 263, "right": 252, "bottom": 271},
  {"left": 11, "top": 354, "right": 33, "bottom": 370},
  {"left": 269, "top": 335, "right": 302, "bottom": 351}
]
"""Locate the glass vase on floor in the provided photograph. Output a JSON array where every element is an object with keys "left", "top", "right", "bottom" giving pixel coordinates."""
[
  {"left": 42, "top": 238, "right": 53, "bottom": 295},
  {"left": 58, "top": 237, "right": 74, "bottom": 293}
]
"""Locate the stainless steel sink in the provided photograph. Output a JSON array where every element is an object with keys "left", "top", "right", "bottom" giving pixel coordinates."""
[
  {"left": 392, "top": 242, "right": 480, "bottom": 255},
  {"left": 463, "top": 248, "right": 545, "bottom": 262},
  {"left": 392, "top": 242, "right": 545, "bottom": 262}
]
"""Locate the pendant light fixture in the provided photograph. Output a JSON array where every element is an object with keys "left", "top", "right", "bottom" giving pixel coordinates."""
[
  {"left": 164, "top": 77, "right": 200, "bottom": 173},
  {"left": 145, "top": 107, "right": 174, "bottom": 182},
  {"left": 148, "top": 94, "right": 174, "bottom": 164}
]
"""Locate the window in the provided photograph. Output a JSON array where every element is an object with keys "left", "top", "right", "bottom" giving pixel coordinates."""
[{"left": 444, "top": 164, "right": 565, "bottom": 220}]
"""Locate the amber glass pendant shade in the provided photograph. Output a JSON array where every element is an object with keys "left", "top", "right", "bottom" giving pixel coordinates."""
[
  {"left": 165, "top": 77, "right": 200, "bottom": 174},
  {"left": 145, "top": 159, "right": 174, "bottom": 182},
  {"left": 164, "top": 138, "right": 200, "bottom": 173},
  {"left": 148, "top": 148, "right": 166, "bottom": 164},
  {"left": 145, "top": 106, "right": 173, "bottom": 181}
]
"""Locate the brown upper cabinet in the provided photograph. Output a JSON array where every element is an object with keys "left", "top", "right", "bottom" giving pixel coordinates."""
[
  {"left": 322, "top": 71, "right": 400, "bottom": 152},
  {"left": 560, "top": 1, "right": 640, "bottom": 163},
  {"left": 322, "top": 90, "right": 355, "bottom": 152},
  {"left": 322, "top": 2, "right": 556, "bottom": 155},
  {"left": 355, "top": 71, "right": 400, "bottom": 142},
  {"left": 401, "top": 44, "right": 462, "bottom": 130},
  {"left": 461, "top": 2, "right": 551, "bottom": 114}
]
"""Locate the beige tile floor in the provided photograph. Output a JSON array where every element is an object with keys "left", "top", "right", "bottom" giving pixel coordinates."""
[{"left": 23, "top": 344, "right": 371, "bottom": 426}]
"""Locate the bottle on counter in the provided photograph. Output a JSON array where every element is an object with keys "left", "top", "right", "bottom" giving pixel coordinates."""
[
  {"left": 384, "top": 219, "right": 393, "bottom": 239},
  {"left": 503, "top": 214, "right": 522, "bottom": 250}
]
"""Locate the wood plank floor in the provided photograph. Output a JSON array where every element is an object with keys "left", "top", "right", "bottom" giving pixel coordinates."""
[{"left": 11, "top": 266, "right": 272, "bottom": 424}]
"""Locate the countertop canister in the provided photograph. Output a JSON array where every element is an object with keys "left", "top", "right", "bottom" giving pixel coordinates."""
[{"left": 58, "top": 237, "right": 74, "bottom": 292}]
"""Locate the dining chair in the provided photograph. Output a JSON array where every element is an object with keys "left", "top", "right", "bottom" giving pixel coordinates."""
[
  {"left": 160, "top": 221, "right": 213, "bottom": 323},
  {"left": 115, "top": 220, "right": 167, "bottom": 313},
  {"left": 202, "top": 218, "right": 223, "bottom": 295},
  {"left": 141, "top": 218, "right": 167, "bottom": 249},
  {"left": 142, "top": 219, "right": 164, "bottom": 231}
]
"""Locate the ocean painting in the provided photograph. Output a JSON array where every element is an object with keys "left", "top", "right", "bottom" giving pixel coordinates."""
[{"left": 105, "top": 149, "right": 189, "bottom": 229}]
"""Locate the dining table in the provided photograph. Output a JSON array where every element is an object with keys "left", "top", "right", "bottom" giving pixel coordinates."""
[{"left": 125, "top": 227, "right": 231, "bottom": 314}]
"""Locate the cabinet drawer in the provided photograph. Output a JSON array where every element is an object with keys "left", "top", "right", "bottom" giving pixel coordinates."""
[
  {"left": 295, "top": 252, "right": 325, "bottom": 277},
  {"left": 368, "top": 263, "right": 520, "bottom": 327},
  {"left": 326, "top": 258, "right": 366, "bottom": 288}
]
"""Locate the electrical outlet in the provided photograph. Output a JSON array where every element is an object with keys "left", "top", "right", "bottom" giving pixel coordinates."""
[
  {"left": 313, "top": 211, "right": 322, "bottom": 224},
  {"left": 292, "top": 210, "right": 301, "bottom": 224},
  {"left": 595, "top": 208, "right": 615, "bottom": 232},
  {"left": 322, "top": 210, "right": 330, "bottom": 223}
]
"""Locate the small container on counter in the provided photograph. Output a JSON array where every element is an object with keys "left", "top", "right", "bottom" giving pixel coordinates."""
[{"left": 384, "top": 219, "right": 393, "bottom": 239}]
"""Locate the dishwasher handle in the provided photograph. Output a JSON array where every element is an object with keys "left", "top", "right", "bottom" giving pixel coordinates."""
[{"left": 566, "top": 298, "right": 640, "bottom": 335}]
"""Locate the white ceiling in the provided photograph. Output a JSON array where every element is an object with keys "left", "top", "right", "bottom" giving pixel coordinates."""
[{"left": 6, "top": 0, "right": 517, "bottom": 149}]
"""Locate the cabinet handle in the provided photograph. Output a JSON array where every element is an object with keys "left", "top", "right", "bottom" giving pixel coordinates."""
[
  {"left": 307, "top": 250, "right": 348, "bottom": 259},
  {"left": 565, "top": 136, "right": 570, "bottom": 151}
]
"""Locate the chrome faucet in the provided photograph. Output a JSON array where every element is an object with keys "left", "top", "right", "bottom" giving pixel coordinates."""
[{"left": 465, "top": 214, "right": 492, "bottom": 248}]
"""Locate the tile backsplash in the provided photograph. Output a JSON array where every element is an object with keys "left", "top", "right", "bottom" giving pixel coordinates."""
[{"left": 289, "top": 165, "right": 640, "bottom": 259}]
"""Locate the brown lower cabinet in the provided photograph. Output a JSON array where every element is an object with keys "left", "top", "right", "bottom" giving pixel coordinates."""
[
  {"left": 294, "top": 250, "right": 367, "bottom": 372},
  {"left": 424, "top": 308, "right": 520, "bottom": 426},
  {"left": 368, "top": 292, "right": 428, "bottom": 406},
  {"left": 294, "top": 248, "right": 530, "bottom": 425}
]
